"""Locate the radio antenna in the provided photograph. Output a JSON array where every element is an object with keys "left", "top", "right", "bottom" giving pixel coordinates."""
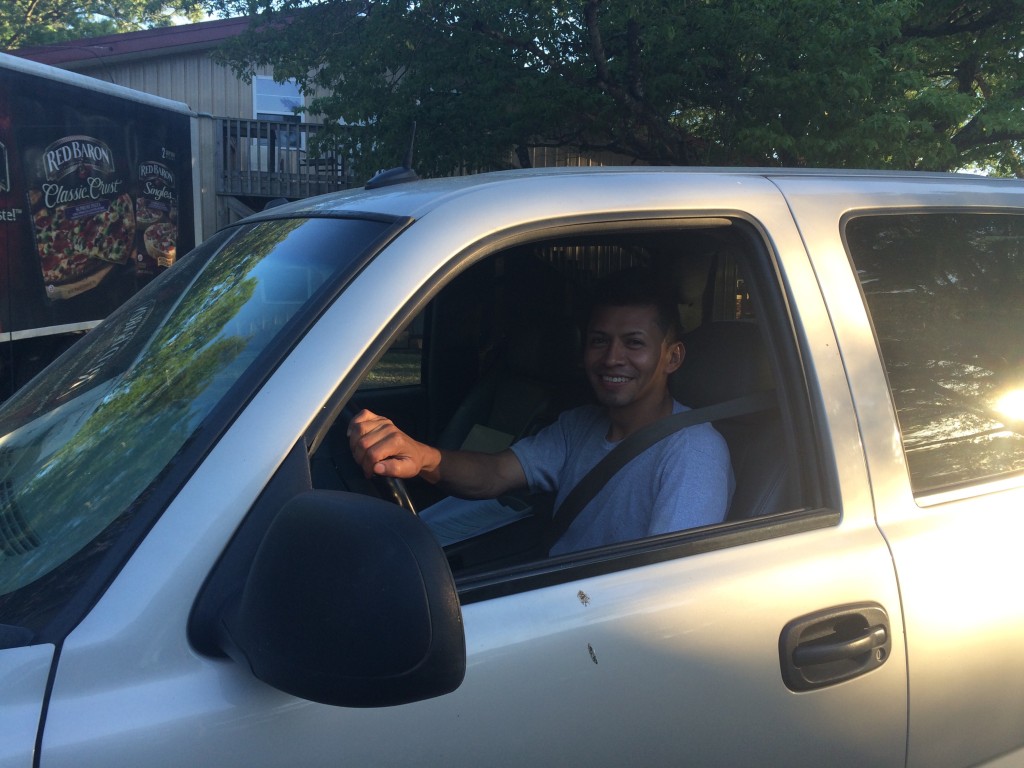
[
  {"left": 365, "top": 121, "right": 420, "bottom": 189},
  {"left": 403, "top": 121, "right": 417, "bottom": 169}
]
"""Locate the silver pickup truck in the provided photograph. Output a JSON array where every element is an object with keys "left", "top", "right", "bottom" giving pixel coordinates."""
[{"left": 1, "top": 168, "right": 1023, "bottom": 767}]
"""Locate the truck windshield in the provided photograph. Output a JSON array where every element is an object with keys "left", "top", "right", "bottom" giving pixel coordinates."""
[{"left": 0, "top": 215, "right": 392, "bottom": 637}]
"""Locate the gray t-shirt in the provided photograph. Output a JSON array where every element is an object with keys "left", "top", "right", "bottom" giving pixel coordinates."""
[{"left": 510, "top": 401, "right": 734, "bottom": 555}]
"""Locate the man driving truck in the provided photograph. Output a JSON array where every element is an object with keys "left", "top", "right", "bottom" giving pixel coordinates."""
[{"left": 349, "top": 268, "right": 733, "bottom": 555}]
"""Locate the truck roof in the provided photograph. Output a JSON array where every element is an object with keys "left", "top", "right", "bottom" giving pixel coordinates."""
[{"left": 244, "top": 165, "right": 1020, "bottom": 223}]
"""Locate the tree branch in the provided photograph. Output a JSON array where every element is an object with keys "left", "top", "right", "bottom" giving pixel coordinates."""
[
  {"left": 903, "top": 2, "right": 1018, "bottom": 38},
  {"left": 1006, "top": 143, "right": 1024, "bottom": 178},
  {"left": 952, "top": 123, "right": 1024, "bottom": 153},
  {"left": 584, "top": 0, "right": 612, "bottom": 85},
  {"left": 468, "top": 18, "right": 570, "bottom": 79},
  {"left": 626, "top": 17, "right": 643, "bottom": 102}
]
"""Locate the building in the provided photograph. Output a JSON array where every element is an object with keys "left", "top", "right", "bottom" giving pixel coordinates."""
[{"left": 12, "top": 17, "right": 353, "bottom": 239}]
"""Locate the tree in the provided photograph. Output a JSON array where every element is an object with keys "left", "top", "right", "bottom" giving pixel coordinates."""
[
  {"left": 2, "top": 0, "right": 205, "bottom": 50},
  {"left": 206, "top": 0, "right": 1024, "bottom": 178}
]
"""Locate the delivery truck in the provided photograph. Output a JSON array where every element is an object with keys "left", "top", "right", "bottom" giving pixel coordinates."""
[{"left": 0, "top": 52, "right": 199, "bottom": 399}]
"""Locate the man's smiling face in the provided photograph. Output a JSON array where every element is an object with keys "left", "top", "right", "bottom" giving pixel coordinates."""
[{"left": 584, "top": 303, "right": 684, "bottom": 413}]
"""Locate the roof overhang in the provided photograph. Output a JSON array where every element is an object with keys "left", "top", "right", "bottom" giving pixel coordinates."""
[{"left": 8, "top": 16, "right": 251, "bottom": 68}]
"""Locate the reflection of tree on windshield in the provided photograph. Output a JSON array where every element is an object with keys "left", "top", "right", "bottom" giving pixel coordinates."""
[
  {"left": 849, "top": 213, "right": 1024, "bottom": 491},
  {"left": 2, "top": 219, "right": 304, "bottom": 593}
]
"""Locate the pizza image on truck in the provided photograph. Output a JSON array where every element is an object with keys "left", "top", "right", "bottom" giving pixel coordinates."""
[{"left": 0, "top": 52, "right": 198, "bottom": 399}]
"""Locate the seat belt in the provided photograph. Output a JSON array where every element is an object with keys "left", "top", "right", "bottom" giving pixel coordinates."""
[{"left": 545, "top": 389, "right": 777, "bottom": 552}]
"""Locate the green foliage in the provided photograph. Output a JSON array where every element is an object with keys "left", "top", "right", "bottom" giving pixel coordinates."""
[
  {"left": 2, "top": 0, "right": 205, "bottom": 49},
  {"left": 207, "top": 0, "right": 1024, "bottom": 177}
]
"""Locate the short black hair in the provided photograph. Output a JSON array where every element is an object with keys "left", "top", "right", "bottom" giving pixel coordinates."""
[{"left": 589, "top": 267, "right": 684, "bottom": 342}]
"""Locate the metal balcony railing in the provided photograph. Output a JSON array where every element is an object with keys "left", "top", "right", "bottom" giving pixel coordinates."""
[{"left": 216, "top": 118, "right": 354, "bottom": 199}]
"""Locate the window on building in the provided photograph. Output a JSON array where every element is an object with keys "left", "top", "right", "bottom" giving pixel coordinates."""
[{"left": 253, "top": 76, "right": 303, "bottom": 123}]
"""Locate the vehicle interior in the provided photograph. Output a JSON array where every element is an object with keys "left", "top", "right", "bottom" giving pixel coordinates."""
[{"left": 309, "top": 219, "right": 814, "bottom": 580}]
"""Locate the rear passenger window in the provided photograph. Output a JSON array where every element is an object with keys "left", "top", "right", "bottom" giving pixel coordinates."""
[{"left": 846, "top": 213, "right": 1024, "bottom": 494}]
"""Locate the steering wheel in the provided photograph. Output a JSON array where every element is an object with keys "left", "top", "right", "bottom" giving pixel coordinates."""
[
  {"left": 376, "top": 468, "right": 417, "bottom": 514},
  {"left": 336, "top": 405, "right": 417, "bottom": 514}
]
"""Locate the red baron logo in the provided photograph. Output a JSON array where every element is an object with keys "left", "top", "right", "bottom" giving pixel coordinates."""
[
  {"left": 139, "top": 161, "right": 176, "bottom": 204},
  {"left": 138, "top": 161, "right": 174, "bottom": 185},
  {"left": 42, "top": 135, "right": 115, "bottom": 182}
]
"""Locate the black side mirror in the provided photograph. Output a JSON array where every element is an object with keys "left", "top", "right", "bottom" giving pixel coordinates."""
[{"left": 217, "top": 490, "right": 465, "bottom": 707}]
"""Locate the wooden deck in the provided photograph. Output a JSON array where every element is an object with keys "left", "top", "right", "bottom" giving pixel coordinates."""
[{"left": 216, "top": 118, "right": 354, "bottom": 199}]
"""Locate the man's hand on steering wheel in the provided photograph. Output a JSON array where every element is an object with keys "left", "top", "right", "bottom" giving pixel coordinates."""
[{"left": 348, "top": 409, "right": 443, "bottom": 485}]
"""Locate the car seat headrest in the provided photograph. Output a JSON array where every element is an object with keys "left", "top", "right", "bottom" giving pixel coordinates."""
[{"left": 670, "top": 321, "right": 773, "bottom": 408}]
